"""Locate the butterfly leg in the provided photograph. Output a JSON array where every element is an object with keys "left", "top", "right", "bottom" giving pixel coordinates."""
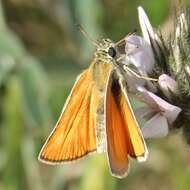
[{"left": 123, "top": 65, "right": 158, "bottom": 82}]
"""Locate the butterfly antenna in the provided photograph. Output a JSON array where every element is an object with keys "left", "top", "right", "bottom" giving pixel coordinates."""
[
  {"left": 77, "top": 24, "right": 99, "bottom": 47},
  {"left": 115, "top": 29, "right": 138, "bottom": 46}
]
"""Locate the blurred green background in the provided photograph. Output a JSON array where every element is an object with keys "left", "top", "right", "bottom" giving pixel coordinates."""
[{"left": 1, "top": 0, "right": 190, "bottom": 189}]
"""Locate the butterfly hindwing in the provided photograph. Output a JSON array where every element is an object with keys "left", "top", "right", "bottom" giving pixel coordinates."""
[{"left": 106, "top": 71, "right": 147, "bottom": 177}]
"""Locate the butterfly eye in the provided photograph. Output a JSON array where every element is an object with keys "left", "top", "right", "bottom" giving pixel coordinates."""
[{"left": 108, "top": 47, "right": 117, "bottom": 58}]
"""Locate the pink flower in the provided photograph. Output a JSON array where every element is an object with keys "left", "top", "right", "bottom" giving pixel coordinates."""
[
  {"left": 122, "top": 7, "right": 158, "bottom": 93},
  {"left": 124, "top": 35, "right": 155, "bottom": 75},
  {"left": 137, "top": 87, "right": 182, "bottom": 138},
  {"left": 122, "top": 35, "right": 156, "bottom": 92},
  {"left": 122, "top": 7, "right": 182, "bottom": 139}
]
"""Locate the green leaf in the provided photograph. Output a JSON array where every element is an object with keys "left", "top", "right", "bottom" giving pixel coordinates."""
[
  {"left": 2, "top": 76, "right": 25, "bottom": 190},
  {"left": 18, "top": 56, "right": 52, "bottom": 128},
  {"left": 0, "top": 55, "right": 15, "bottom": 86}
]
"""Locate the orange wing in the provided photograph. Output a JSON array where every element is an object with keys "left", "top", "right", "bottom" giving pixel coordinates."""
[
  {"left": 39, "top": 63, "right": 100, "bottom": 163},
  {"left": 106, "top": 71, "right": 147, "bottom": 178}
]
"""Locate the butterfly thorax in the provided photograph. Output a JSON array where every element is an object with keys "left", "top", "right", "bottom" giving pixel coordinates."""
[{"left": 94, "top": 39, "right": 118, "bottom": 63}]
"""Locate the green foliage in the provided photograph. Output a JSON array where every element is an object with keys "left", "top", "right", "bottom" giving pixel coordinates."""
[
  {"left": 142, "top": 0, "right": 170, "bottom": 26},
  {"left": 2, "top": 77, "right": 25, "bottom": 190},
  {"left": 18, "top": 57, "right": 51, "bottom": 127},
  {"left": 0, "top": 2, "right": 52, "bottom": 189}
]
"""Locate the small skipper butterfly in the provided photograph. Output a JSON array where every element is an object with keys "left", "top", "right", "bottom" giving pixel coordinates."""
[{"left": 38, "top": 27, "right": 148, "bottom": 178}]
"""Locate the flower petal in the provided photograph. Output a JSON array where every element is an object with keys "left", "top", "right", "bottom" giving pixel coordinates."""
[
  {"left": 124, "top": 35, "right": 155, "bottom": 74},
  {"left": 135, "top": 106, "right": 154, "bottom": 119},
  {"left": 142, "top": 113, "right": 169, "bottom": 138},
  {"left": 137, "top": 86, "right": 182, "bottom": 124},
  {"left": 137, "top": 86, "right": 159, "bottom": 110},
  {"left": 138, "top": 6, "right": 160, "bottom": 60},
  {"left": 138, "top": 6, "right": 155, "bottom": 45},
  {"left": 123, "top": 72, "right": 146, "bottom": 93}
]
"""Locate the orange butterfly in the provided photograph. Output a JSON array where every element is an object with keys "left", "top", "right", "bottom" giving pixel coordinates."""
[{"left": 38, "top": 31, "right": 148, "bottom": 178}]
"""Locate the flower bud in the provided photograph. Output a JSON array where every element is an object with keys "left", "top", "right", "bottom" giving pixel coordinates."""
[{"left": 158, "top": 74, "right": 178, "bottom": 99}]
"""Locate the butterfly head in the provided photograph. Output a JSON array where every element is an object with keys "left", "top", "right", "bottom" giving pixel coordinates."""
[{"left": 95, "top": 39, "right": 118, "bottom": 63}]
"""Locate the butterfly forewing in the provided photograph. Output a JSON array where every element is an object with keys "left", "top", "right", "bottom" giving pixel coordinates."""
[
  {"left": 39, "top": 61, "right": 113, "bottom": 163},
  {"left": 106, "top": 71, "right": 147, "bottom": 177},
  {"left": 39, "top": 66, "right": 96, "bottom": 162}
]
